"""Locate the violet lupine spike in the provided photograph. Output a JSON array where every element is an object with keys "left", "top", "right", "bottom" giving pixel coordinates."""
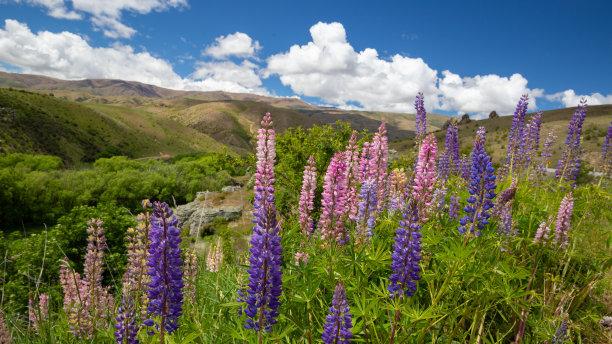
[
  {"left": 321, "top": 283, "right": 353, "bottom": 344},
  {"left": 523, "top": 112, "right": 543, "bottom": 168},
  {"left": 243, "top": 113, "right": 283, "bottom": 333},
  {"left": 552, "top": 320, "right": 568, "bottom": 344},
  {"left": 432, "top": 187, "right": 447, "bottom": 211},
  {"left": 449, "top": 195, "right": 459, "bottom": 219},
  {"left": 498, "top": 201, "right": 515, "bottom": 236},
  {"left": 539, "top": 131, "right": 557, "bottom": 173},
  {"left": 388, "top": 200, "right": 422, "bottom": 298},
  {"left": 556, "top": 99, "right": 587, "bottom": 182},
  {"left": 602, "top": 122, "right": 612, "bottom": 174},
  {"left": 298, "top": 156, "right": 317, "bottom": 235},
  {"left": 459, "top": 127, "right": 497, "bottom": 236},
  {"left": 533, "top": 220, "right": 551, "bottom": 244},
  {"left": 319, "top": 152, "right": 349, "bottom": 244},
  {"left": 459, "top": 155, "right": 471, "bottom": 181},
  {"left": 439, "top": 123, "right": 460, "bottom": 179},
  {"left": 493, "top": 179, "right": 517, "bottom": 217},
  {"left": 145, "top": 201, "right": 183, "bottom": 336},
  {"left": 553, "top": 193, "right": 574, "bottom": 248},
  {"left": 345, "top": 131, "right": 361, "bottom": 221},
  {"left": 414, "top": 92, "right": 427, "bottom": 138},
  {"left": 412, "top": 133, "right": 438, "bottom": 222},
  {"left": 506, "top": 95, "right": 529, "bottom": 174},
  {"left": 115, "top": 295, "right": 139, "bottom": 344},
  {"left": 356, "top": 178, "right": 378, "bottom": 243},
  {"left": 388, "top": 168, "right": 408, "bottom": 213},
  {"left": 367, "top": 123, "right": 389, "bottom": 211}
]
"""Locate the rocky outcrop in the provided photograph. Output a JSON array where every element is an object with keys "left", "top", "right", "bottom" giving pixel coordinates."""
[
  {"left": 458, "top": 113, "right": 472, "bottom": 125},
  {"left": 175, "top": 191, "right": 243, "bottom": 236},
  {"left": 489, "top": 111, "right": 499, "bottom": 119}
]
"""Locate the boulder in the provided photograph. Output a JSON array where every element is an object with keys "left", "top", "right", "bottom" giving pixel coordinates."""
[
  {"left": 458, "top": 113, "right": 472, "bottom": 125},
  {"left": 489, "top": 111, "right": 499, "bottom": 119},
  {"left": 175, "top": 201, "right": 243, "bottom": 236}
]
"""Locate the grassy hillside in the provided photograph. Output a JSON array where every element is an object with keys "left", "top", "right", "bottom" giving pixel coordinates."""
[{"left": 0, "top": 88, "right": 227, "bottom": 164}]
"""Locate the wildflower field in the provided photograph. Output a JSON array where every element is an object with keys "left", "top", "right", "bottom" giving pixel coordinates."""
[{"left": 1, "top": 94, "right": 611, "bottom": 343}]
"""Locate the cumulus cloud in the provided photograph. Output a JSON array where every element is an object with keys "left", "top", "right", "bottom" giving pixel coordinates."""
[
  {"left": 0, "top": 19, "right": 265, "bottom": 93},
  {"left": 203, "top": 32, "right": 261, "bottom": 59},
  {"left": 266, "top": 21, "right": 546, "bottom": 115},
  {"left": 14, "top": 0, "right": 187, "bottom": 38},
  {"left": 547, "top": 89, "right": 612, "bottom": 107}
]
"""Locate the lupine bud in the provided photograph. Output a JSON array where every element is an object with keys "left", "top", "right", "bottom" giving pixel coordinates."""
[
  {"left": 553, "top": 193, "right": 574, "bottom": 248},
  {"left": 388, "top": 201, "right": 422, "bottom": 298},
  {"left": 146, "top": 202, "right": 183, "bottom": 336},
  {"left": 298, "top": 156, "right": 317, "bottom": 235},
  {"left": 533, "top": 220, "right": 551, "bottom": 244},
  {"left": 506, "top": 95, "right": 529, "bottom": 174},
  {"left": 243, "top": 113, "right": 282, "bottom": 333},
  {"left": 356, "top": 178, "right": 378, "bottom": 243},
  {"left": 319, "top": 152, "right": 349, "bottom": 244},
  {"left": 183, "top": 249, "right": 198, "bottom": 305},
  {"left": 322, "top": 284, "right": 352, "bottom": 344},
  {"left": 412, "top": 133, "right": 438, "bottom": 222},
  {"left": 414, "top": 92, "right": 427, "bottom": 138},
  {"left": 557, "top": 99, "right": 587, "bottom": 182},
  {"left": 459, "top": 127, "right": 497, "bottom": 236},
  {"left": 206, "top": 238, "right": 223, "bottom": 273}
]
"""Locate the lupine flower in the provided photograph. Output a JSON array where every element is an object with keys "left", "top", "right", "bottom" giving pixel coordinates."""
[
  {"left": 493, "top": 179, "right": 517, "bottom": 217},
  {"left": 449, "top": 195, "right": 459, "bottom": 219},
  {"left": 533, "top": 220, "right": 551, "bottom": 244},
  {"left": 115, "top": 295, "right": 139, "bottom": 344},
  {"left": 322, "top": 283, "right": 352, "bottom": 344},
  {"left": 557, "top": 99, "right": 587, "bottom": 182},
  {"left": 358, "top": 142, "right": 371, "bottom": 182},
  {"left": 412, "top": 133, "right": 438, "bottom": 222},
  {"left": 506, "top": 95, "right": 529, "bottom": 174},
  {"left": 206, "top": 238, "right": 223, "bottom": 272},
  {"left": 367, "top": 123, "right": 389, "bottom": 211},
  {"left": 294, "top": 251, "right": 309, "bottom": 265},
  {"left": 498, "top": 201, "right": 515, "bottom": 236},
  {"left": 552, "top": 320, "right": 568, "bottom": 344},
  {"left": 459, "top": 155, "right": 471, "bottom": 181},
  {"left": 414, "top": 92, "right": 427, "bottom": 138},
  {"left": 0, "top": 310, "right": 10, "bottom": 344},
  {"left": 319, "top": 152, "right": 349, "bottom": 244},
  {"left": 459, "top": 127, "right": 497, "bottom": 236},
  {"left": 123, "top": 203, "right": 152, "bottom": 322},
  {"left": 432, "top": 187, "right": 447, "bottom": 210},
  {"left": 388, "top": 168, "right": 408, "bottom": 213},
  {"left": 602, "top": 122, "right": 612, "bottom": 174},
  {"left": 298, "top": 156, "right": 317, "bottom": 235},
  {"left": 356, "top": 178, "right": 378, "bottom": 243},
  {"left": 243, "top": 113, "right": 283, "bottom": 333},
  {"left": 439, "top": 123, "right": 459, "bottom": 179},
  {"left": 146, "top": 201, "right": 183, "bottom": 336},
  {"left": 388, "top": 201, "right": 422, "bottom": 298},
  {"left": 183, "top": 249, "right": 198, "bottom": 305},
  {"left": 539, "top": 131, "right": 556, "bottom": 173},
  {"left": 59, "top": 260, "right": 84, "bottom": 337},
  {"left": 28, "top": 293, "right": 48, "bottom": 331},
  {"left": 523, "top": 112, "right": 543, "bottom": 168},
  {"left": 345, "top": 131, "right": 361, "bottom": 221},
  {"left": 553, "top": 193, "right": 574, "bottom": 248}
]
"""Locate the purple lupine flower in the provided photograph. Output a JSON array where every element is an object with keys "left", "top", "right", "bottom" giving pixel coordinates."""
[
  {"left": 412, "top": 133, "right": 437, "bottom": 222},
  {"left": 533, "top": 220, "right": 551, "bottom": 244},
  {"left": 493, "top": 179, "right": 517, "bottom": 217},
  {"left": 459, "top": 154, "right": 471, "bottom": 181},
  {"left": 602, "top": 122, "right": 612, "bottom": 174},
  {"left": 432, "top": 187, "right": 447, "bottom": 211},
  {"left": 556, "top": 99, "right": 587, "bottom": 182},
  {"left": 506, "top": 95, "right": 529, "bottom": 174},
  {"left": 319, "top": 152, "right": 349, "bottom": 244},
  {"left": 459, "top": 127, "right": 497, "bottom": 236},
  {"left": 322, "top": 283, "right": 352, "bottom": 344},
  {"left": 539, "top": 131, "right": 557, "bottom": 173},
  {"left": 367, "top": 123, "right": 389, "bottom": 211},
  {"left": 388, "top": 200, "right": 422, "bottom": 298},
  {"left": 449, "top": 195, "right": 459, "bottom": 219},
  {"left": 356, "top": 178, "right": 378, "bottom": 243},
  {"left": 146, "top": 201, "right": 183, "bottom": 337},
  {"left": 243, "top": 113, "right": 283, "bottom": 333},
  {"left": 298, "top": 156, "right": 317, "bottom": 235},
  {"left": 358, "top": 142, "right": 371, "bottom": 182},
  {"left": 552, "top": 320, "right": 568, "bottom": 344},
  {"left": 553, "top": 193, "right": 574, "bottom": 248},
  {"left": 439, "top": 123, "right": 460, "bottom": 179},
  {"left": 345, "top": 131, "right": 361, "bottom": 221},
  {"left": 115, "top": 295, "right": 139, "bottom": 344},
  {"left": 498, "top": 201, "right": 515, "bottom": 236},
  {"left": 523, "top": 112, "right": 543, "bottom": 168},
  {"left": 414, "top": 92, "right": 427, "bottom": 138}
]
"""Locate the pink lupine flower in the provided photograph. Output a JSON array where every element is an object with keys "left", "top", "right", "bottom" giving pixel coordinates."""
[
  {"left": 412, "top": 133, "right": 438, "bottom": 221},
  {"left": 28, "top": 293, "right": 49, "bottom": 331},
  {"left": 183, "top": 248, "right": 198, "bottom": 304},
  {"left": 368, "top": 123, "right": 389, "bottom": 210},
  {"left": 344, "top": 131, "right": 361, "bottom": 221},
  {"left": 358, "top": 142, "right": 371, "bottom": 182},
  {"left": 294, "top": 251, "right": 309, "bottom": 265},
  {"left": 319, "top": 152, "right": 349, "bottom": 244},
  {"left": 298, "top": 156, "right": 317, "bottom": 235},
  {"left": 554, "top": 193, "right": 574, "bottom": 248},
  {"left": 206, "top": 238, "right": 223, "bottom": 272},
  {"left": 533, "top": 220, "right": 551, "bottom": 244}
]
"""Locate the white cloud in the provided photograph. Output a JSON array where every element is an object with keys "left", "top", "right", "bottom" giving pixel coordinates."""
[
  {"left": 547, "top": 89, "right": 612, "bottom": 107},
  {"left": 203, "top": 32, "right": 261, "bottom": 59},
  {"left": 438, "top": 71, "right": 544, "bottom": 117},
  {"left": 265, "top": 22, "right": 439, "bottom": 112},
  {"left": 0, "top": 19, "right": 264, "bottom": 94},
  {"left": 14, "top": 0, "right": 187, "bottom": 38}
]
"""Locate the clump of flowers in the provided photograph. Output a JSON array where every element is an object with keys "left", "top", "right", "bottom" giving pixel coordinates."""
[
  {"left": 356, "top": 178, "right": 378, "bottom": 243},
  {"left": 506, "top": 95, "right": 529, "bottom": 174},
  {"left": 319, "top": 152, "right": 349, "bottom": 244},
  {"left": 553, "top": 193, "right": 574, "bottom": 248},
  {"left": 556, "top": 99, "right": 587, "bottom": 182},
  {"left": 28, "top": 293, "right": 48, "bottom": 331},
  {"left": 183, "top": 248, "right": 198, "bottom": 305},
  {"left": 388, "top": 201, "right": 422, "bottom": 298},
  {"left": 388, "top": 168, "right": 407, "bottom": 213},
  {"left": 243, "top": 113, "right": 283, "bottom": 335},
  {"left": 206, "top": 238, "right": 223, "bottom": 272},
  {"left": 145, "top": 201, "right": 183, "bottom": 339},
  {"left": 298, "top": 156, "right": 317, "bottom": 235},
  {"left": 321, "top": 283, "right": 352, "bottom": 344},
  {"left": 412, "top": 133, "right": 438, "bottom": 222},
  {"left": 459, "top": 127, "right": 497, "bottom": 236}
]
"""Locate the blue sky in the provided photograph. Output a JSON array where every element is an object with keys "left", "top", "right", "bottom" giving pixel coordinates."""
[{"left": 1, "top": 0, "right": 611, "bottom": 116}]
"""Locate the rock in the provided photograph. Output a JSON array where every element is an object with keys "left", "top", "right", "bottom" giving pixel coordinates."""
[
  {"left": 458, "top": 113, "right": 472, "bottom": 125},
  {"left": 175, "top": 200, "right": 243, "bottom": 236},
  {"left": 489, "top": 111, "right": 499, "bottom": 119},
  {"left": 600, "top": 316, "right": 612, "bottom": 329},
  {"left": 222, "top": 185, "right": 241, "bottom": 193}
]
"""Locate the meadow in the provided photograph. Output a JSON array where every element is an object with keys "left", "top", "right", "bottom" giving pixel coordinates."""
[{"left": 0, "top": 94, "right": 611, "bottom": 343}]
